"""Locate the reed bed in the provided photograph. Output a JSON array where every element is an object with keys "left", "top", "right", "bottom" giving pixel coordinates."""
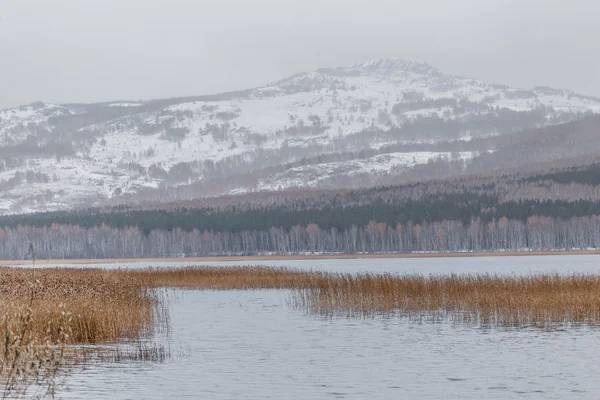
[
  {"left": 3, "top": 265, "right": 600, "bottom": 396},
  {"left": 0, "top": 268, "right": 156, "bottom": 344},
  {"left": 4, "top": 267, "right": 600, "bottom": 342},
  {"left": 117, "top": 266, "right": 319, "bottom": 290},
  {"left": 0, "top": 267, "right": 157, "bottom": 397},
  {"left": 291, "top": 272, "right": 600, "bottom": 328},
  {"left": 132, "top": 267, "right": 600, "bottom": 328}
]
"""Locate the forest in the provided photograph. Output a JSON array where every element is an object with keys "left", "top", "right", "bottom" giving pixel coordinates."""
[
  {"left": 2, "top": 175, "right": 600, "bottom": 259},
  {"left": 2, "top": 155, "right": 600, "bottom": 259},
  {"left": 0, "top": 215, "right": 599, "bottom": 259},
  {"left": 2, "top": 197, "right": 600, "bottom": 233}
]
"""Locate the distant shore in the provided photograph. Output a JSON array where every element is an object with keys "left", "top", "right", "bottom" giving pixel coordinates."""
[{"left": 2, "top": 249, "right": 600, "bottom": 266}]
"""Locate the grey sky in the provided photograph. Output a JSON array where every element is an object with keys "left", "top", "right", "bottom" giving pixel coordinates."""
[{"left": 1, "top": 0, "right": 599, "bottom": 109}]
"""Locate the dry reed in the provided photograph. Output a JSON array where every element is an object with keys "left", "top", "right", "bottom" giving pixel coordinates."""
[
  {"left": 0, "top": 268, "right": 156, "bottom": 344},
  {"left": 0, "top": 267, "right": 156, "bottom": 397},
  {"left": 112, "top": 266, "right": 600, "bottom": 328},
  {"left": 290, "top": 272, "right": 600, "bottom": 328},
  {"left": 4, "top": 265, "right": 600, "bottom": 396},
  {"left": 117, "top": 266, "right": 317, "bottom": 290}
]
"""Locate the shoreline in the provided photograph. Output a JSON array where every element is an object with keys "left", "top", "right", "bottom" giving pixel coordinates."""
[{"left": 2, "top": 249, "right": 600, "bottom": 266}]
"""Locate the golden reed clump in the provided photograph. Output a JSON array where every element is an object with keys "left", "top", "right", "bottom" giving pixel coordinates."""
[
  {"left": 290, "top": 272, "right": 600, "bottom": 327},
  {"left": 119, "top": 266, "right": 319, "bottom": 290},
  {"left": 0, "top": 268, "right": 155, "bottom": 344},
  {"left": 0, "top": 266, "right": 157, "bottom": 397}
]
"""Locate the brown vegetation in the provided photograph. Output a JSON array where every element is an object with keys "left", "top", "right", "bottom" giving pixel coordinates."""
[
  {"left": 0, "top": 268, "right": 156, "bottom": 344},
  {"left": 3, "top": 265, "right": 600, "bottom": 396},
  {"left": 123, "top": 266, "right": 314, "bottom": 290},
  {"left": 0, "top": 267, "right": 156, "bottom": 397},
  {"left": 291, "top": 273, "right": 600, "bottom": 328}
]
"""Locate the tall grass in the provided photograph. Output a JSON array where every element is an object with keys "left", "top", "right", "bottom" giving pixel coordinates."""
[
  {"left": 0, "top": 267, "right": 156, "bottom": 398},
  {"left": 119, "top": 266, "right": 318, "bottom": 290},
  {"left": 0, "top": 303, "right": 67, "bottom": 399},
  {"left": 4, "top": 265, "right": 600, "bottom": 396},
  {"left": 291, "top": 272, "right": 600, "bottom": 327},
  {"left": 0, "top": 268, "right": 156, "bottom": 343},
  {"left": 116, "top": 266, "right": 600, "bottom": 328}
]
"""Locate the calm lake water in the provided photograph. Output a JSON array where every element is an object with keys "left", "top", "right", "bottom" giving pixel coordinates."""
[{"left": 57, "top": 255, "right": 600, "bottom": 399}]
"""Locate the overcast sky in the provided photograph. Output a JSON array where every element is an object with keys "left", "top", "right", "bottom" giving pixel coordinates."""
[{"left": 1, "top": 0, "right": 599, "bottom": 109}]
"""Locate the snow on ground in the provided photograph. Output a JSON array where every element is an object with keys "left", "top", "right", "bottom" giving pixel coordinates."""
[
  {"left": 108, "top": 102, "right": 142, "bottom": 107},
  {"left": 255, "top": 151, "right": 475, "bottom": 191},
  {"left": 0, "top": 104, "right": 69, "bottom": 145},
  {"left": 2, "top": 57, "right": 600, "bottom": 213}
]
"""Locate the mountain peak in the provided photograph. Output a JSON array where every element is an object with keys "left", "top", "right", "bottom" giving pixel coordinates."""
[{"left": 318, "top": 57, "right": 443, "bottom": 78}]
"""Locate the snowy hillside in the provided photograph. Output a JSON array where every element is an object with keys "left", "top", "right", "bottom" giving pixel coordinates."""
[{"left": 1, "top": 57, "right": 600, "bottom": 213}]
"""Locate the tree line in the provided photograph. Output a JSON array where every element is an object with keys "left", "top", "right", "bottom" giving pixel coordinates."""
[
  {"left": 1, "top": 215, "right": 600, "bottom": 260},
  {"left": 3, "top": 195, "right": 600, "bottom": 235}
]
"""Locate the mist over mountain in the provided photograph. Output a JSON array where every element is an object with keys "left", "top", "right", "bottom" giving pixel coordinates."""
[{"left": 1, "top": 57, "right": 599, "bottom": 214}]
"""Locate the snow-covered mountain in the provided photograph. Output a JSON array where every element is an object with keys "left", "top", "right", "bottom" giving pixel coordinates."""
[{"left": 1, "top": 57, "right": 600, "bottom": 213}]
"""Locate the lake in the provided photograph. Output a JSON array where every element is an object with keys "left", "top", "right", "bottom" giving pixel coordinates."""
[{"left": 56, "top": 255, "right": 600, "bottom": 399}]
